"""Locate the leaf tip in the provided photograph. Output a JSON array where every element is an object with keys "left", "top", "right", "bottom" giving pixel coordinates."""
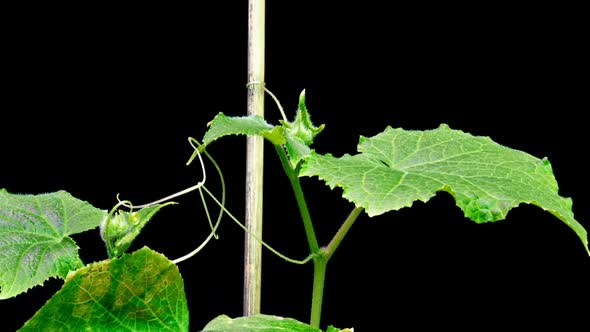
[{"left": 298, "top": 89, "right": 307, "bottom": 111}]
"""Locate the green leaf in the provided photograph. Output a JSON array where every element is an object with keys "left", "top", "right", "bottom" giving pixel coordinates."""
[
  {"left": 19, "top": 247, "right": 188, "bottom": 332},
  {"left": 202, "top": 314, "right": 344, "bottom": 332},
  {"left": 0, "top": 190, "right": 107, "bottom": 299},
  {"left": 301, "top": 124, "right": 588, "bottom": 253},
  {"left": 284, "top": 134, "right": 312, "bottom": 168},
  {"left": 202, "top": 112, "right": 285, "bottom": 147},
  {"left": 280, "top": 90, "right": 325, "bottom": 146},
  {"left": 280, "top": 90, "right": 325, "bottom": 167},
  {"left": 201, "top": 92, "right": 324, "bottom": 168},
  {"left": 100, "top": 203, "right": 174, "bottom": 258}
]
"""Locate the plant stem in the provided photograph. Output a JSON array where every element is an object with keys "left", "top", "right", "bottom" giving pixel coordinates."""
[
  {"left": 274, "top": 145, "right": 320, "bottom": 254},
  {"left": 244, "top": 0, "right": 265, "bottom": 316},
  {"left": 310, "top": 254, "right": 327, "bottom": 328},
  {"left": 324, "top": 207, "right": 364, "bottom": 261},
  {"left": 309, "top": 207, "right": 363, "bottom": 327},
  {"left": 275, "top": 145, "right": 329, "bottom": 327}
]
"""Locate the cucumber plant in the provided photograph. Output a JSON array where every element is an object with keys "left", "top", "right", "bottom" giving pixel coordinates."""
[
  {"left": 1, "top": 2, "right": 587, "bottom": 331},
  {"left": 0, "top": 89, "right": 587, "bottom": 330}
]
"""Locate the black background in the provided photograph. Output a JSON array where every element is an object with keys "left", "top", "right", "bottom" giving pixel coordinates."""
[{"left": 1, "top": 2, "right": 588, "bottom": 331}]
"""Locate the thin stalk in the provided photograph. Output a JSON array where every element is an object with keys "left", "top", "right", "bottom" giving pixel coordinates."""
[
  {"left": 244, "top": 0, "right": 265, "bottom": 316},
  {"left": 310, "top": 254, "right": 328, "bottom": 328},
  {"left": 274, "top": 145, "right": 320, "bottom": 254},
  {"left": 324, "top": 207, "right": 364, "bottom": 261},
  {"left": 275, "top": 145, "right": 328, "bottom": 327},
  {"left": 310, "top": 207, "right": 363, "bottom": 327}
]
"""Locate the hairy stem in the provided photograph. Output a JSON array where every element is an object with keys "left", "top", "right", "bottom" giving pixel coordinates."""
[
  {"left": 274, "top": 145, "right": 320, "bottom": 254},
  {"left": 244, "top": 0, "right": 265, "bottom": 316}
]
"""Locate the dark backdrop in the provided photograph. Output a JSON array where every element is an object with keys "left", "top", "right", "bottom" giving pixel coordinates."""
[{"left": 1, "top": 2, "right": 588, "bottom": 331}]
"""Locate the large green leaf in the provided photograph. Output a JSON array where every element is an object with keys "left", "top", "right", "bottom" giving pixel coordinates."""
[
  {"left": 202, "top": 314, "right": 348, "bottom": 332},
  {"left": 0, "top": 190, "right": 106, "bottom": 299},
  {"left": 19, "top": 247, "right": 188, "bottom": 332},
  {"left": 301, "top": 124, "right": 588, "bottom": 253}
]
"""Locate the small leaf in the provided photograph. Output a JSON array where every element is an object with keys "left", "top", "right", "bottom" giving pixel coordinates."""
[
  {"left": 284, "top": 134, "right": 312, "bottom": 168},
  {"left": 202, "top": 112, "right": 285, "bottom": 148},
  {"left": 279, "top": 90, "right": 325, "bottom": 167},
  {"left": 202, "top": 314, "right": 335, "bottom": 332},
  {"left": 19, "top": 247, "right": 189, "bottom": 332},
  {"left": 100, "top": 203, "right": 174, "bottom": 258},
  {"left": 301, "top": 124, "right": 588, "bottom": 253},
  {"left": 279, "top": 90, "right": 324, "bottom": 145},
  {"left": 0, "top": 190, "right": 106, "bottom": 299},
  {"left": 201, "top": 92, "right": 324, "bottom": 168}
]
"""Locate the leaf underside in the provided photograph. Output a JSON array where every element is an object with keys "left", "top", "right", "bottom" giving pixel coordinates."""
[
  {"left": 0, "top": 190, "right": 106, "bottom": 299},
  {"left": 300, "top": 124, "right": 588, "bottom": 253},
  {"left": 19, "top": 247, "right": 189, "bottom": 332}
]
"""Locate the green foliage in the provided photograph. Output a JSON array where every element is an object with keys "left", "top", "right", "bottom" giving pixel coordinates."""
[
  {"left": 202, "top": 112, "right": 285, "bottom": 146},
  {"left": 203, "top": 91, "right": 324, "bottom": 167},
  {"left": 19, "top": 247, "right": 189, "bottom": 332},
  {"left": 1, "top": 96, "right": 587, "bottom": 329},
  {"left": 0, "top": 190, "right": 106, "bottom": 299},
  {"left": 202, "top": 314, "right": 347, "bottom": 332},
  {"left": 201, "top": 110, "right": 588, "bottom": 255},
  {"left": 101, "top": 203, "right": 174, "bottom": 258},
  {"left": 300, "top": 124, "right": 588, "bottom": 253},
  {"left": 199, "top": 108, "right": 588, "bottom": 328},
  {"left": 279, "top": 90, "right": 325, "bottom": 167},
  {"left": 280, "top": 90, "right": 324, "bottom": 146}
]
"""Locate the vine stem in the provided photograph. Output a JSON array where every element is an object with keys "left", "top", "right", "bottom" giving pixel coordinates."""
[
  {"left": 244, "top": 0, "right": 265, "bottom": 316},
  {"left": 274, "top": 145, "right": 320, "bottom": 254},
  {"left": 275, "top": 137, "right": 366, "bottom": 327},
  {"left": 324, "top": 207, "right": 364, "bottom": 261},
  {"left": 310, "top": 207, "right": 363, "bottom": 327},
  {"left": 310, "top": 255, "right": 327, "bottom": 328}
]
